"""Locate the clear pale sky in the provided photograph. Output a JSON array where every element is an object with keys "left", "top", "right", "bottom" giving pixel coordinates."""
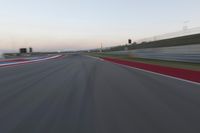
[{"left": 0, "top": 0, "right": 200, "bottom": 52}]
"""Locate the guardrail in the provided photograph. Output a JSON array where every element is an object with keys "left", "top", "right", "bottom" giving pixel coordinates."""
[{"left": 108, "top": 44, "right": 200, "bottom": 63}]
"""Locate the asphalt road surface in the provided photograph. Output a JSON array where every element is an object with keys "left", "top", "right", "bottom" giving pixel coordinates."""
[{"left": 0, "top": 54, "right": 199, "bottom": 133}]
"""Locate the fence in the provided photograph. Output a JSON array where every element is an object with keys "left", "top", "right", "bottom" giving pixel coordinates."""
[{"left": 136, "top": 27, "right": 200, "bottom": 43}]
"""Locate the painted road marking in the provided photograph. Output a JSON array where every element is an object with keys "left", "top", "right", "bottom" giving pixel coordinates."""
[
  {"left": 91, "top": 57, "right": 200, "bottom": 85},
  {"left": 0, "top": 55, "right": 63, "bottom": 68}
]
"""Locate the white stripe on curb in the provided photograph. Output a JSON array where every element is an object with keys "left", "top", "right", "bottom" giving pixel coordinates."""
[
  {"left": 109, "top": 61, "right": 200, "bottom": 86},
  {"left": 88, "top": 56, "right": 200, "bottom": 86},
  {"left": 0, "top": 55, "right": 62, "bottom": 67}
]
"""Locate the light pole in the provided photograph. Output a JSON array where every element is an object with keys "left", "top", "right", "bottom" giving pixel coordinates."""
[
  {"left": 100, "top": 43, "right": 103, "bottom": 53},
  {"left": 183, "top": 20, "right": 190, "bottom": 31}
]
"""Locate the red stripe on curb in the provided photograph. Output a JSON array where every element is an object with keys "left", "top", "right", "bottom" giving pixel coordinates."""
[{"left": 103, "top": 57, "right": 200, "bottom": 83}]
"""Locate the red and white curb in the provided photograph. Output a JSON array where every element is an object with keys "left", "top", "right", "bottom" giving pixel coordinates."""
[
  {"left": 0, "top": 55, "right": 63, "bottom": 68},
  {"left": 102, "top": 57, "right": 200, "bottom": 85}
]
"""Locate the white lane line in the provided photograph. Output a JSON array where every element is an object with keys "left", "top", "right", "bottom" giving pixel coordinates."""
[
  {"left": 0, "top": 55, "right": 62, "bottom": 67},
  {"left": 101, "top": 59, "right": 200, "bottom": 86}
]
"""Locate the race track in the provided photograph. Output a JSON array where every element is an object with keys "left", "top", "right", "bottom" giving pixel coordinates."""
[{"left": 0, "top": 54, "right": 199, "bottom": 133}]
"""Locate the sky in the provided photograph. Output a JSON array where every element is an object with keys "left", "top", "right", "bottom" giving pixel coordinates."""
[{"left": 0, "top": 0, "right": 200, "bottom": 52}]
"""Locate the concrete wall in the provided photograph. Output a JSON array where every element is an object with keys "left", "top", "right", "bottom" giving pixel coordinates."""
[
  {"left": 0, "top": 52, "right": 4, "bottom": 59},
  {"left": 108, "top": 44, "right": 200, "bottom": 63}
]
